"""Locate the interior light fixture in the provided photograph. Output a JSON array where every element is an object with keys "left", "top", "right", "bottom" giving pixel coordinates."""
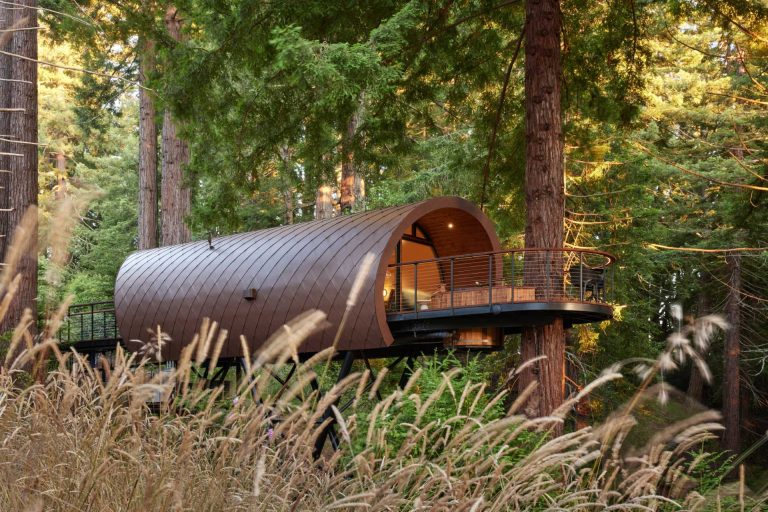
[{"left": 448, "top": 222, "right": 454, "bottom": 229}]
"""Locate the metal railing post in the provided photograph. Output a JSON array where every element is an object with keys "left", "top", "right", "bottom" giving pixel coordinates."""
[
  {"left": 545, "top": 251, "right": 551, "bottom": 300},
  {"left": 488, "top": 254, "right": 493, "bottom": 309},
  {"left": 579, "top": 252, "right": 584, "bottom": 301},
  {"left": 611, "top": 263, "right": 615, "bottom": 302},
  {"left": 413, "top": 263, "right": 418, "bottom": 316},
  {"left": 510, "top": 251, "right": 515, "bottom": 302},
  {"left": 450, "top": 258, "right": 455, "bottom": 314}
]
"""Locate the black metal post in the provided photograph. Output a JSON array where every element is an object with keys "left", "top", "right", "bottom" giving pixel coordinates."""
[
  {"left": 510, "top": 251, "right": 515, "bottom": 302},
  {"left": 450, "top": 258, "right": 455, "bottom": 314},
  {"left": 313, "top": 351, "right": 354, "bottom": 458},
  {"left": 414, "top": 262, "right": 418, "bottom": 316},
  {"left": 488, "top": 254, "right": 493, "bottom": 310},
  {"left": 579, "top": 252, "right": 584, "bottom": 301},
  {"left": 395, "top": 241, "right": 402, "bottom": 312},
  {"left": 398, "top": 356, "right": 415, "bottom": 389}
]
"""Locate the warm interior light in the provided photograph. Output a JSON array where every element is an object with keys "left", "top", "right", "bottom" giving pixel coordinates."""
[
  {"left": 383, "top": 289, "right": 388, "bottom": 297},
  {"left": 448, "top": 222, "right": 454, "bottom": 229}
]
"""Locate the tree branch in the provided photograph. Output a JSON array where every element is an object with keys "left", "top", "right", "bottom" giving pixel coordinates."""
[
  {"left": 634, "top": 142, "right": 768, "bottom": 192},
  {"left": 479, "top": 27, "right": 524, "bottom": 209}
]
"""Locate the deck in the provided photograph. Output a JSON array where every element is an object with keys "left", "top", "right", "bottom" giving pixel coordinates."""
[{"left": 384, "top": 248, "right": 614, "bottom": 340}]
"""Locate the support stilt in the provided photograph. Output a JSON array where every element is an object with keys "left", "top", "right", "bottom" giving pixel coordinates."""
[{"left": 312, "top": 351, "right": 354, "bottom": 458}]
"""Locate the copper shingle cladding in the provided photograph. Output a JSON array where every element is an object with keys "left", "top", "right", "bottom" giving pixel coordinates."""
[{"left": 114, "top": 197, "right": 500, "bottom": 360}]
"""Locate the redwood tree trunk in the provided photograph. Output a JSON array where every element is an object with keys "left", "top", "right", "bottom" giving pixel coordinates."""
[
  {"left": 160, "top": 6, "right": 191, "bottom": 246},
  {"left": 315, "top": 185, "right": 334, "bottom": 220},
  {"left": 518, "top": 0, "right": 566, "bottom": 423},
  {"left": 723, "top": 253, "right": 741, "bottom": 453},
  {"left": 1, "top": 1, "right": 38, "bottom": 333},
  {"left": 138, "top": 34, "right": 158, "bottom": 250},
  {"left": 0, "top": 5, "right": 12, "bottom": 263},
  {"left": 688, "top": 279, "right": 710, "bottom": 403},
  {"left": 278, "top": 146, "right": 294, "bottom": 224},
  {"left": 340, "top": 99, "right": 364, "bottom": 214}
]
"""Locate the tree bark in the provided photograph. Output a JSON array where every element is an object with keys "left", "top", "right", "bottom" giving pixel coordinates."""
[
  {"left": 723, "top": 253, "right": 741, "bottom": 453},
  {"left": 160, "top": 6, "right": 191, "bottom": 246},
  {"left": 315, "top": 185, "right": 334, "bottom": 220},
  {"left": 278, "top": 146, "right": 294, "bottom": 225},
  {"left": 517, "top": 0, "right": 566, "bottom": 425},
  {"left": 0, "top": 5, "right": 12, "bottom": 263},
  {"left": 0, "top": 1, "right": 38, "bottom": 332},
  {"left": 687, "top": 278, "right": 711, "bottom": 403},
  {"left": 54, "top": 153, "right": 67, "bottom": 201},
  {"left": 340, "top": 98, "right": 365, "bottom": 214},
  {"left": 138, "top": 33, "right": 158, "bottom": 250}
]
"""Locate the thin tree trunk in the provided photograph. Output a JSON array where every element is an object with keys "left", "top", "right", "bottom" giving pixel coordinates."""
[
  {"left": 160, "top": 6, "right": 190, "bottom": 246},
  {"left": 1, "top": 1, "right": 38, "bottom": 333},
  {"left": 138, "top": 33, "right": 158, "bottom": 250},
  {"left": 518, "top": 0, "right": 566, "bottom": 426},
  {"left": 688, "top": 278, "right": 711, "bottom": 403},
  {"left": 723, "top": 253, "right": 741, "bottom": 453},
  {"left": 278, "top": 146, "right": 294, "bottom": 225},
  {"left": 54, "top": 153, "right": 67, "bottom": 201},
  {"left": 340, "top": 98, "right": 365, "bottom": 214},
  {"left": 315, "top": 185, "right": 334, "bottom": 220}
]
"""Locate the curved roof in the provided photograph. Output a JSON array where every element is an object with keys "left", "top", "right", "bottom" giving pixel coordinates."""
[{"left": 114, "top": 197, "right": 500, "bottom": 360}]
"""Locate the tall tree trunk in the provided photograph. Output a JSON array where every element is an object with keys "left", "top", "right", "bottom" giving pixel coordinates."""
[
  {"left": 54, "top": 153, "right": 67, "bottom": 201},
  {"left": 723, "top": 253, "right": 741, "bottom": 453},
  {"left": 0, "top": 5, "right": 12, "bottom": 264},
  {"left": 138, "top": 34, "right": 158, "bottom": 250},
  {"left": 687, "top": 277, "right": 711, "bottom": 403},
  {"left": 278, "top": 146, "right": 294, "bottom": 225},
  {"left": 160, "top": 6, "right": 191, "bottom": 246},
  {"left": 315, "top": 185, "right": 334, "bottom": 220},
  {"left": 0, "top": 1, "right": 38, "bottom": 333},
  {"left": 518, "top": 0, "right": 566, "bottom": 425},
  {"left": 340, "top": 98, "right": 365, "bottom": 214}
]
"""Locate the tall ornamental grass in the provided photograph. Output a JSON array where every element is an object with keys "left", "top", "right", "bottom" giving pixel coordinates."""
[{"left": 0, "top": 205, "right": 756, "bottom": 511}]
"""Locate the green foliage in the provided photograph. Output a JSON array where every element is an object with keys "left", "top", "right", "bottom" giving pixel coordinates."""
[
  {"left": 34, "top": 0, "right": 768, "bottom": 466},
  {"left": 351, "top": 354, "right": 510, "bottom": 455}
]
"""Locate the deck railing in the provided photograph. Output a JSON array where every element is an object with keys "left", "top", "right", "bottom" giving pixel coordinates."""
[
  {"left": 59, "top": 301, "right": 118, "bottom": 344},
  {"left": 385, "top": 248, "right": 615, "bottom": 316}
]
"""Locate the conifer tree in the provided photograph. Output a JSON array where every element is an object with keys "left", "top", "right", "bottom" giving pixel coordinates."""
[{"left": 1, "top": 0, "right": 38, "bottom": 332}]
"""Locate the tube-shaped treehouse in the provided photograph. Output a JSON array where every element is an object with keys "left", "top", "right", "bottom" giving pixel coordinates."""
[{"left": 106, "top": 196, "right": 614, "bottom": 361}]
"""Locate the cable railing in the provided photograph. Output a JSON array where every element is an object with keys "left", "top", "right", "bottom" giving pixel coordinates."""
[
  {"left": 59, "top": 301, "right": 119, "bottom": 344},
  {"left": 384, "top": 248, "right": 615, "bottom": 316}
]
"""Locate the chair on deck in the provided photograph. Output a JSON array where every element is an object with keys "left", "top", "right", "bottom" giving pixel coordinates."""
[{"left": 569, "top": 265, "right": 605, "bottom": 301}]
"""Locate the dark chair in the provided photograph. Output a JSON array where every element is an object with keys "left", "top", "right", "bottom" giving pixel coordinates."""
[{"left": 569, "top": 265, "right": 605, "bottom": 301}]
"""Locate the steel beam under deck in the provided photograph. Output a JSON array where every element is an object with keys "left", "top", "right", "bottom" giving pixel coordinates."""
[{"left": 386, "top": 301, "right": 613, "bottom": 338}]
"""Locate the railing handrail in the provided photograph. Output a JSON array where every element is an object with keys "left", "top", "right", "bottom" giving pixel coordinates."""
[
  {"left": 68, "top": 301, "right": 114, "bottom": 308},
  {"left": 386, "top": 247, "right": 616, "bottom": 268}
]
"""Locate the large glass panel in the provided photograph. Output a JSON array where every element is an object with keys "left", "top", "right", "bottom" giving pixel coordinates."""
[{"left": 399, "top": 240, "right": 440, "bottom": 311}]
